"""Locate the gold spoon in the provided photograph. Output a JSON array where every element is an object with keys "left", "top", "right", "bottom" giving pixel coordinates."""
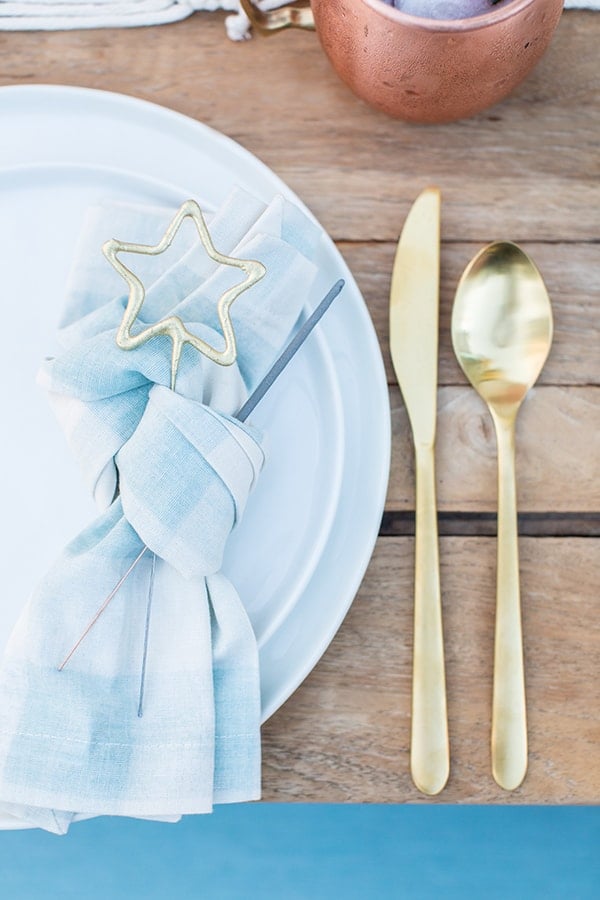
[{"left": 451, "top": 242, "right": 553, "bottom": 791}]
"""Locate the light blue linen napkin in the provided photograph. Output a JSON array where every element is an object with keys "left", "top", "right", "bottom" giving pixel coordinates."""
[{"left": 0, "top": 189, "right": 321, "bottom": 833}]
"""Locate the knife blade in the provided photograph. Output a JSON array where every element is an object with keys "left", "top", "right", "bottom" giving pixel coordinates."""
[{"left": 389, "top": 187, "right": 449, "bottom": 795}]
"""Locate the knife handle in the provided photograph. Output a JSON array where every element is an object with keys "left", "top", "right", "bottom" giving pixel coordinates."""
[{"left": 411, "top": 443, "right": 449, "bottom": 795}]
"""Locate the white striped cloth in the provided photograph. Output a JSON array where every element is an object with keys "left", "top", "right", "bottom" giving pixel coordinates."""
[
  {"left": 0, "top": 188, "right": 321, "bottom": 833},
  {"left": 0, "top": 2, "right": 595, "bottom": 39}
]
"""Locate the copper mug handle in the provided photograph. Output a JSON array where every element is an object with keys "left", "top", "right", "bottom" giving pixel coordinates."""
[{"left": 238, "top": 0, "right": 315, "bottom": 33}]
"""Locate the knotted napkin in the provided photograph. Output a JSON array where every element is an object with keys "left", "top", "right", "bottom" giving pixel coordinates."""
[{"left": 0, "top": 188, "right": 321, "bottom": 833}]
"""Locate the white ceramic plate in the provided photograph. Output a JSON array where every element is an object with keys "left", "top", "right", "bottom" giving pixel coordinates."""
[{"left": 0, "top": 86, "right": 390, "bottom": 734}]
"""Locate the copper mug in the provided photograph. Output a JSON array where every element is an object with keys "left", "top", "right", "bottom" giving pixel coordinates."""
[{"left": 239, "top": 0, "right": 564, "bottom": 123}]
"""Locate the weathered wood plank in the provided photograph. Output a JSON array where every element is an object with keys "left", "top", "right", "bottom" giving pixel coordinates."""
[
  {"left": 262, "top": 536, "right": 600, "bottom": 803},
  {"left": 0, "top": 14, "right": 598, "bottom": 241},
  {"left": 387, "top": 385, "right": 600, "bottom": 513},
  {"left": 338, "top": 241, "right": 600, "bottom": 388}
]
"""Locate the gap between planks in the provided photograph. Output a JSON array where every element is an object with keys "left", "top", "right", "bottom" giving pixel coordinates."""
[{"left": 380, "top": 511, "right": 600, "bottom": 538}]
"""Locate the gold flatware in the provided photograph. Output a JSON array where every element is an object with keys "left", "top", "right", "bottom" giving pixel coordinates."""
[
  {"left": 451, "top": 242, "right": 553, "bottom": 790},
  {"left": 390, "top": 187, "right": 449, "bottom": 796}
]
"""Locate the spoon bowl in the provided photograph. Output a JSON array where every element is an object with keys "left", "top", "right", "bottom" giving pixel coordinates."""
[
  {"left": 452, "top": 241, "right": 553, "bottom": 416},
  {"left": 451, "top": 241, "right": 553, "bottom": 791}
]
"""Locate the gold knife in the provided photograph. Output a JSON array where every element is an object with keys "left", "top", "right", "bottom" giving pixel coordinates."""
[{"left": 389, "top": 187, "right": 449, "bottom": 795}]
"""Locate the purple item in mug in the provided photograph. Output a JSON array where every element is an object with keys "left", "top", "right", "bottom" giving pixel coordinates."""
[{"left": 381, "top": 0, "right": 513, "bottom": 18}]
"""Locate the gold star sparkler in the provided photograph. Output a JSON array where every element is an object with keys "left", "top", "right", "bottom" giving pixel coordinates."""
[{"left": 102, "top": 198, "right": 267, "bottom": 389}]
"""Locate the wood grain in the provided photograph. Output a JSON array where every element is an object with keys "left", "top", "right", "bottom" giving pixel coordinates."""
[
  {"left": 262, "top": 537, "right": 600, "bottom": 804},
  {"left": 388, "top": 385, "right": 600, "bottom": 513},
  {"left": 1, "top": 8, "right": 598, "bottom": 803},
  {"left": 0, "top": 14, "right": 598, "bottom": 243}
]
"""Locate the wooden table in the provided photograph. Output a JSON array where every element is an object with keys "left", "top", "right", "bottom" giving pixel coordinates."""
[{"left": 1, "top": 9, "right": 598, "bottom": 804}]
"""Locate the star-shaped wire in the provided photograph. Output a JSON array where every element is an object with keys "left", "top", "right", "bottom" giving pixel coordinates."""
[{"left": 102, "top": 199, "right": 267, "bottom": 390}]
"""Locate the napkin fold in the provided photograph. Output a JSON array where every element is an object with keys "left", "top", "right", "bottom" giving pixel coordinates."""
[
  {"left": 0, "top": 188, "right": 321, "bottom": 833},
  {"left": 0, "top": 1, "right": 596, "bottom": 36}
]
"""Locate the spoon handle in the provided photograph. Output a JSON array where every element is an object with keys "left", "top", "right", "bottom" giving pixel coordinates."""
[
  {"left": 411, "top": 443, "right": 449, "bottom": 796},
  {"left": 491, "top": 413, "right": 528, "bottom": 791}
]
